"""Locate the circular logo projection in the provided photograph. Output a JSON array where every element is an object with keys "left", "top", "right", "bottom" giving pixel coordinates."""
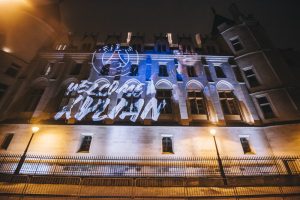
[{"left": 92, "top": 44, "right": 139, "bottom": 78}]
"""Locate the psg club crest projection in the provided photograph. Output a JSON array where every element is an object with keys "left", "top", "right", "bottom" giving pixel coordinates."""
[{"left": 54, "top": 44, "right": 166, "bottom": 122}]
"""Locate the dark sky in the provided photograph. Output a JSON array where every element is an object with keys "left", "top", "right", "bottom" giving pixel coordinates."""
[{"left": 60, "top": 0, "right": 300, "bottom": 49}]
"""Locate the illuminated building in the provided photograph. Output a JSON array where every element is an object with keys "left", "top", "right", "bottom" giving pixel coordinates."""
[{"left": 0, "top": 2, "right": 299, "bottom": 199}]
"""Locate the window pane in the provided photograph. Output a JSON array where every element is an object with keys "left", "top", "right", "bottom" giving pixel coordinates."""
[
  {"left": 221, "top": 99, "right": 230, "bottom": 115},
  {"left": 215, "top": 66, "right": 226, "bottom": 78},
  {"left": 78, "top": 136, "right": 92, "bottom": 153},
  {"left": 257, "top": 96, "right": 269, "bottom": 105},
  {"left": 162, "top": 137, "right": 173, "bottom": 153},
  {"left": 261, "top": 105, "right": 275, "bottom": 119},
  {"left": 101, "top": 64, "right": 110, "bottom": 75},
  {"left": 1, "top": 133, "right": 14, "bottom": 150},
  {"left": 5, "top": 63, "right": 21, "bottom": 78},
  {"left": 240, "top": 137, "right": 252, "bottom": 154}
]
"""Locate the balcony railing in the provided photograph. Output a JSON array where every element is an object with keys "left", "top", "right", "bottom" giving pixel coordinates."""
[{"left": 0, "top": 154, "right": 299, "bottom": 177}]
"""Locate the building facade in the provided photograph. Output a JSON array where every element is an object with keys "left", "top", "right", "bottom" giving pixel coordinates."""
[{"left": 0, "top": 3, "right": 300, "bottom": 199}]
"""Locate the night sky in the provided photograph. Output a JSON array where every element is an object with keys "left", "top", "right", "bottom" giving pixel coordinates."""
[{"left": 60, "top": 0, "right": 300, "bottom": 50}]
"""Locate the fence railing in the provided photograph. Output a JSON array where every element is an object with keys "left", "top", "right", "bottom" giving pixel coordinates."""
[{"left": 0, "top": 154, "right": 299, "bottom": 177}]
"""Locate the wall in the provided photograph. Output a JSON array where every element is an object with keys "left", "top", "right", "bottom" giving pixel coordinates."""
[{"left": 1, "top": 123, "right": 297, "bottom": 157}]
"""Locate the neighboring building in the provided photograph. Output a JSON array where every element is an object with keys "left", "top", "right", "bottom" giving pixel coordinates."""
[{"left": 0, "top": 3, "right": 299, "bottom": 199}]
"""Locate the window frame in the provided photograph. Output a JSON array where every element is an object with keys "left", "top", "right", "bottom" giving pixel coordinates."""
[
  {"left": 255, "top": 95, "right": 277, "bottom": 119},
  {"left": 214, "top": 65, "right": 226, "bottom": 78},
  {"left": 218, "top": 91, "right": 240, "bottom": 115},
  {"left": 187, "top": 90, "right": 207, "bottom": 115},
  {"left": 158, "top": 65, "right": 169, "bottom": 77},
  {"left": 78, "top": 134, "right": 93, "bottom": 153},
  {"left": 1, "top": 133, "right": 14, "bottom": 150},
  {"left": 5, "top": 63, "right": 21, "bottom": 78},
  {"left": 229, "top": 36, "right": 244, "bottom": 52},
  {"left": 187, "top": 66, "right": 197, "bottom": 77},
  {"left": 156, "top": 89, "right": 173, "bottom": 114},
  {"left": 242, "top": 66, "right": 261, "bottom": 88},
  {"left": 239, "top": 135, "right": 255, "bottom": 154},
  {"left": 161, "top": 135, "right": 174, "bottom": 154}
]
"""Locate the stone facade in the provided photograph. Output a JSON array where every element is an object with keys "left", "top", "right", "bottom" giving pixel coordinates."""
[{"left": 0, "top": 3, "right": 299, "bottom": 158}]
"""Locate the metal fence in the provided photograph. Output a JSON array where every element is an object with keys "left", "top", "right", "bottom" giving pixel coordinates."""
[
  {"left": 0, "top": 174, "right": 300, "bottom": 199},
  {"left": 0, "top": 154, "right": 299, "bottom": 177}
]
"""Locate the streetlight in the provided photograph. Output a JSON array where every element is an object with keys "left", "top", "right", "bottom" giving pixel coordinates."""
[
  {"left": 210, "top": 128, "right": 227, "bottom": 185},
  {"left": 14, "top": 126, "right": 39, "bottom": 174}
]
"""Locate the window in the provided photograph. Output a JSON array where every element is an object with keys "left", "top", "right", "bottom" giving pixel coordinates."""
[
  {"left": 256, "top": 96, "right": 276, "bottom": 119},
  {"left": 122, "top": 92, "right": 141, "bottom": 113},
  {"left": 158, "top": 65, "right": 168, "bottom": 77},
  {"left": 5, "top": 63, "right": 21, "bottom": 78},
  {"left": 204, "top": 66, "right": 213, "bottom": 82},
  {"left": 188, "top": 91, "right": 206, "bottom": 115},
  {"left": 187, "top": 66, "right": 197, "bottom": 77},
  {"left": 243, "top": 68, "right": 260, "bottom": 88},
  {"left": 0, "top": 83, "right": 8, "bottom": 100},
  {"left": 230, "top": 37, "right": 243, "bottom": 52},
  {"left": 100, "top": 64, "right": 110, "bottom": 76},
  {"left": 1, "top": 133, "right": 14, "bottom": 150},
  {"left": 233, "top": 66, "right": 244, "bottom": 82},
  {"left": 215, "top": 66, "right": 226, "bottom": 78},
  {"left": 162, "top": 137, "right": 173, "bottom": 153},
  {"left": 130, "top": 64, "right": 138, "bottom": 76},
  {"left": 24, "top": 89, "right": 44, "bottom": 112},
  {"left": 156, "top": 90, "right": 172, "bottom": 114},
  {"left": 240, "top": 136, "right": 253, "bottom": 154},
  {"left": 218, "top": 91, "right": 240, "bottom": 115},
  {"left": 78, "top": 135, "right": 92, "bottom": 153},
  {"left": 70, "top": 63, "right": 82, "bottom": 75}
]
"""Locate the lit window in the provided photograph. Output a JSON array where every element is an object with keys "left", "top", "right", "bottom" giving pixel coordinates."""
[
  {"left": 78, "top": 135, "right": 92, "bottom": 153},
  {"left": 158, "top": 65, "right": 168, "bottom": 77},
  {"left": 218, "top": 91, "right": 240, "bottom": 115},
  {"left": 156, "top": 90, "right": 172, "bottom": 114},
  {"left": 188, "top": 91, "right": 206, "bottom": 115},
  {"left": 230, "top": 37, "right": 243, "bottom": 52},
  {"left": 243, "top": 68, "right": 260, "bottom": 88},
  {"left": 215, "top": 65, "right": 226, "bottom": 78},
  {"left": 167, "top": 33, "right": 173, "bottom": 45},
  {"left": 1, "top": 133, "right": 14, "bottom": 150},
  {"left": 129, "top": 65, "right": 138, "bottom": 76},
  {"left": 162, "top": 136, "right": 173, "bottom": 153},
  {"left": 127, "top": 32, "right": 132, "bottom": 43},
  {"left": 5, "top": 63, "right": 21, "bottom": 78},
  {"left": 70, "top": 63, "right": 82, "bottom": 75},
  {"left": 0, "top": 83, "right": 8, "bottom": 100},
  {"left": 195, "top": 33, "right": 202, "bottom": 47},
  {"left": 240, "top": 136, "right": 253, "bottom": 154},
  {"left": 256, "top": 96, "right": 276, "bottom": 119}
]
